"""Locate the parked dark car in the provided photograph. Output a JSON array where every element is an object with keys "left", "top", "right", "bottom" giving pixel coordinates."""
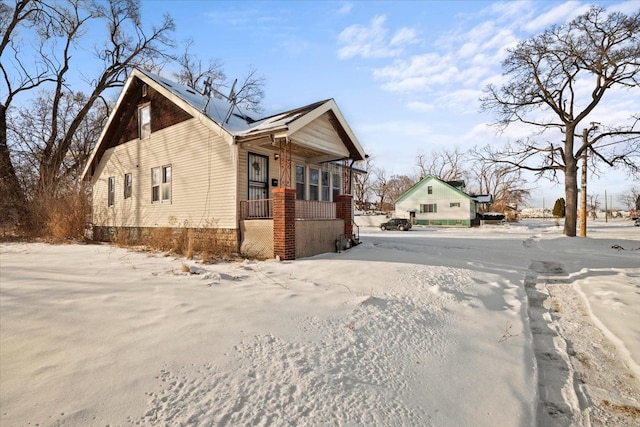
[{"left": 380, "top": 218, "right": 412, "bottom": 231}]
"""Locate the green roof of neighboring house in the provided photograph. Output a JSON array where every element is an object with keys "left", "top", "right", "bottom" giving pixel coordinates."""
[{"left": 394, "top": 175, "right": 474, "bottom": 204}]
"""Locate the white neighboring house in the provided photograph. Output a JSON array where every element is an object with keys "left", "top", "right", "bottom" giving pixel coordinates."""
[{"left": 394, "top": 175, "right": 487, "bottom": 227}]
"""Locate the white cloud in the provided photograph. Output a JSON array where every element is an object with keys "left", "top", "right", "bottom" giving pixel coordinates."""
[
  {"left": 406, "top": 101, "right": 434, "bottom": 112},
  {"left": 337, "top": 15, "right": 418, "bottom": 59},
  {"left": 390, "top": 27, "right": 418, "bottom": 47},
  {"left": 336, "top": 2, "right": 353, "bottom": 15},
  {"left": 523, "top": 1, "right": 588, "bottom": 32}
]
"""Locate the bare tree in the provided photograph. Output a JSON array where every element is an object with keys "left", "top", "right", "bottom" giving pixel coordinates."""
[
  {"left": 480, "top": 7, "right": 640, "bottom": 236},
  {"left": 617, "top": 186, "right": 640, "bottom": 211},
  {"left": 416, "top": 147, "right": 468, "bottom": 182},
  {"left": 469, "top": 148, "right": 531, "bottom": 211},
  {"left": 386, "top": 174, "right": 416, "bottom": 206},
  {"left": 371, "top": 167, "right": 390, "bottom": 211},
  {"left": 231, "top": 65, "right": 266, "bottom": 112},
  {"left": 1, "top": 0, "right": 175, "bottom": 226},
  {"left": 353, "top": 155, "right": 374, "bottom": 210},
  {"left": 173, "top": 38, "right": 226, "bottom": 92}
]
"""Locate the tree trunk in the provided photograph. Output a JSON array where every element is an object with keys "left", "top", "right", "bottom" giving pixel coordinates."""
[
  {"left": 564, "top": 130, "right": 578, "bottom": 236},
  {"left": 0, "top": 104, "right": 30, "bottom": 226}
]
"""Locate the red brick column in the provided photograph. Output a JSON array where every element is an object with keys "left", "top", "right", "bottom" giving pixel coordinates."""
[
  {"left": 273, "top": 188, "right": 296, "bottom": 260},
  {"left": 336, "top": 194, "right": 353, "bottom": 240}
]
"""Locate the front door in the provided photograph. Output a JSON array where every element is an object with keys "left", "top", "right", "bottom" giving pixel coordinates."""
[{"left": 248, "top": 153, "right": 269, "bottom": 217}]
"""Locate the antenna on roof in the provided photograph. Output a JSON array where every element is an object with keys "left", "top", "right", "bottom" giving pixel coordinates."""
[
  {"left": 223, "top": 79, "right": 238, "bottom": 124},
  {"left": 201, "top": 76, "right": 213, "bottom": 112}
]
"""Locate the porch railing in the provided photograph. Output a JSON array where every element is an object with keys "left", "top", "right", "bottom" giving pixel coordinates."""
[
  {"left": 295, "top": 200, "right": 336, "bottom": 219},
  {"left": 240, "top": 199, "right": 273, "bottom": 219},
  {"left": 240, "top": 199, "right": 338, "bottom": 220}
]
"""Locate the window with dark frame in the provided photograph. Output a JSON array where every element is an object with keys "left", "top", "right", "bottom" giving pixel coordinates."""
[
  {"left": 296, "top": 165, "right": 305, "bottom": 200},
  {"left": 420, "top": 203, "right": 437, "bottom": 213},
  {"left": 450, "top": 202, "right": 460, "bottom": 208},
  {"left": 124, "top": 173, "right": 132, "bottom": 199},
  {"left": 427, "top": 186, "right": 433, "bottom": 194},
  {"left": 108, "top": 176, "right": 115, "bottom": 207}
]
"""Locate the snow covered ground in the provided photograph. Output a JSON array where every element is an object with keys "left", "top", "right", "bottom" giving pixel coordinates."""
[{"left": 1, "top": 219, "right": 638, "bottom": 426}]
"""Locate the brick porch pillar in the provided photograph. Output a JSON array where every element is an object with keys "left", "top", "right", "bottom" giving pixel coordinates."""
[
  {"left": 273, "top": 188, "right": 296, "bottom": 260},
  {"left": 336, "top": 194, "right": 353, "bottom": 240}
]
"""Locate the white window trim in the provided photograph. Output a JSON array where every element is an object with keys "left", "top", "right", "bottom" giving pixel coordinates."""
[{"left": 151, "top": 165, "right": 172, "bottom": 203}]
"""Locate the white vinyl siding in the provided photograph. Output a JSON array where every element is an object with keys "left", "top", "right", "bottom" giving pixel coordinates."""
[
  {"left": 394, "top": 177, "right": 474, "bottom": 224},
  {"left": 91, "top": 118, "right": 237, "bottom": 228},
  {"left": 289, "top": 113, "right": 349, "bottom": 158}
]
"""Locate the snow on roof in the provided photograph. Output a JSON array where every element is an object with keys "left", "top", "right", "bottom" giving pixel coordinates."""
[
  {"left": 137, "top": 69, "right": 259, "bottom": 135},
  {"left": 137, "top": 69, "right": 333, "bottom": 138}
]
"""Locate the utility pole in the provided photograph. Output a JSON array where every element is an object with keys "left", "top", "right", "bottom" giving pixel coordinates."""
[
  {"left": 580, "top": 123, "right": 599, "bottom": 237},
  {"left": 580, "top": 130, "right": 588, "bottom": 237},
  {"left": 605, "top": 189, "right": 608, "bottom": 223}
]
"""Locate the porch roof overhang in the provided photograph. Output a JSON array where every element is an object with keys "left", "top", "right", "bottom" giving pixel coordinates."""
[{"left": 234, "top": 99, "right": 366, "bottom": 163}]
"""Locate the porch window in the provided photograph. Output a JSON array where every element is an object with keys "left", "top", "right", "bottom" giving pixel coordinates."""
[
  {"left": 152, "top": 165, "right": 171, "bottom": 203},
  {"left": 309, "top": 167, "right": 319, "bottom": 200},
  {"left": 124, "top": 173, "right": 132, "bottom": 199},
  {"left": 332, "top": 172, "right": 340, "bottom": 200},
  {"left": 296, "top": 165, "right": 305, "bottom": 200},
  {"left": 321, "top": 169, "right": 330, "bottom": 201},
  {"left": 420, "top": 203, "right": 437, "bottom": 213},
  {"left": 108, "top": 176, "right": 115, "bottom": 207},
  {"left": 139, "top": 105, "right": 151, "bottom": 139}
]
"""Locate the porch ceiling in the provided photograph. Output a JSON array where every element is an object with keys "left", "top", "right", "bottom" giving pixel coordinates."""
[{"left": 238, "top": 136, "right": 347, "bottom": 163}]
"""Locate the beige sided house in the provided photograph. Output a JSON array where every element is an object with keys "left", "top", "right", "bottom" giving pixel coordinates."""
[{"left": 81, "top": 69, "right": 367, "bottom": 259}]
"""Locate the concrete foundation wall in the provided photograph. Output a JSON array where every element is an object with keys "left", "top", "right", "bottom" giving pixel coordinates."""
[{"left": 295, "top": 220, "right": 344, "bottom": 259}]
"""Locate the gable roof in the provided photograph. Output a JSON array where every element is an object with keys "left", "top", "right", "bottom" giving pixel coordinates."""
[
  {"left": 81, "top": 69, "right": 366, "bottom": 180},
  {"left": 394, "top": 175, "right": 475, "bottom": 204}
]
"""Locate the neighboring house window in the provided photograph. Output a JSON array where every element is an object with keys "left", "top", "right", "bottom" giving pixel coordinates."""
[
  {"left": 427, "top": 186, "right": 433, "bottom": 194},
  {"left": 139, "top": 105, "right": 151, "bottom": 139},
  {"left": 309, "top": 167, "right": 319, "bottom": 200},
  {"left": 108, "top": 176, "right": 115, "bottom": 207},
  {"left": 321, "top": 169, "right": 330, "bottom": 201},
  {"left": 124, "top": 173, "right": 132, "bottom": 199},
  {"left": 296, "top": 165, "right": 305, "bottom": 200},
  {"left": 420, "top": 203, "right": 437, "bottom": 213},
  {"left": 152, "top": 165, "right": 171, "bottom": 202},
  {"left": 332, "top": 172, "right": 340, "bottom": 200},
  {"left": 450, "top": 202, "right": 460, "bottom": 208}
]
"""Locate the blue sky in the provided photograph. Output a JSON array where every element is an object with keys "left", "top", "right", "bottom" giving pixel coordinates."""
[{"left": 142, "top": 0, "right": 639, "bottom": 207}]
